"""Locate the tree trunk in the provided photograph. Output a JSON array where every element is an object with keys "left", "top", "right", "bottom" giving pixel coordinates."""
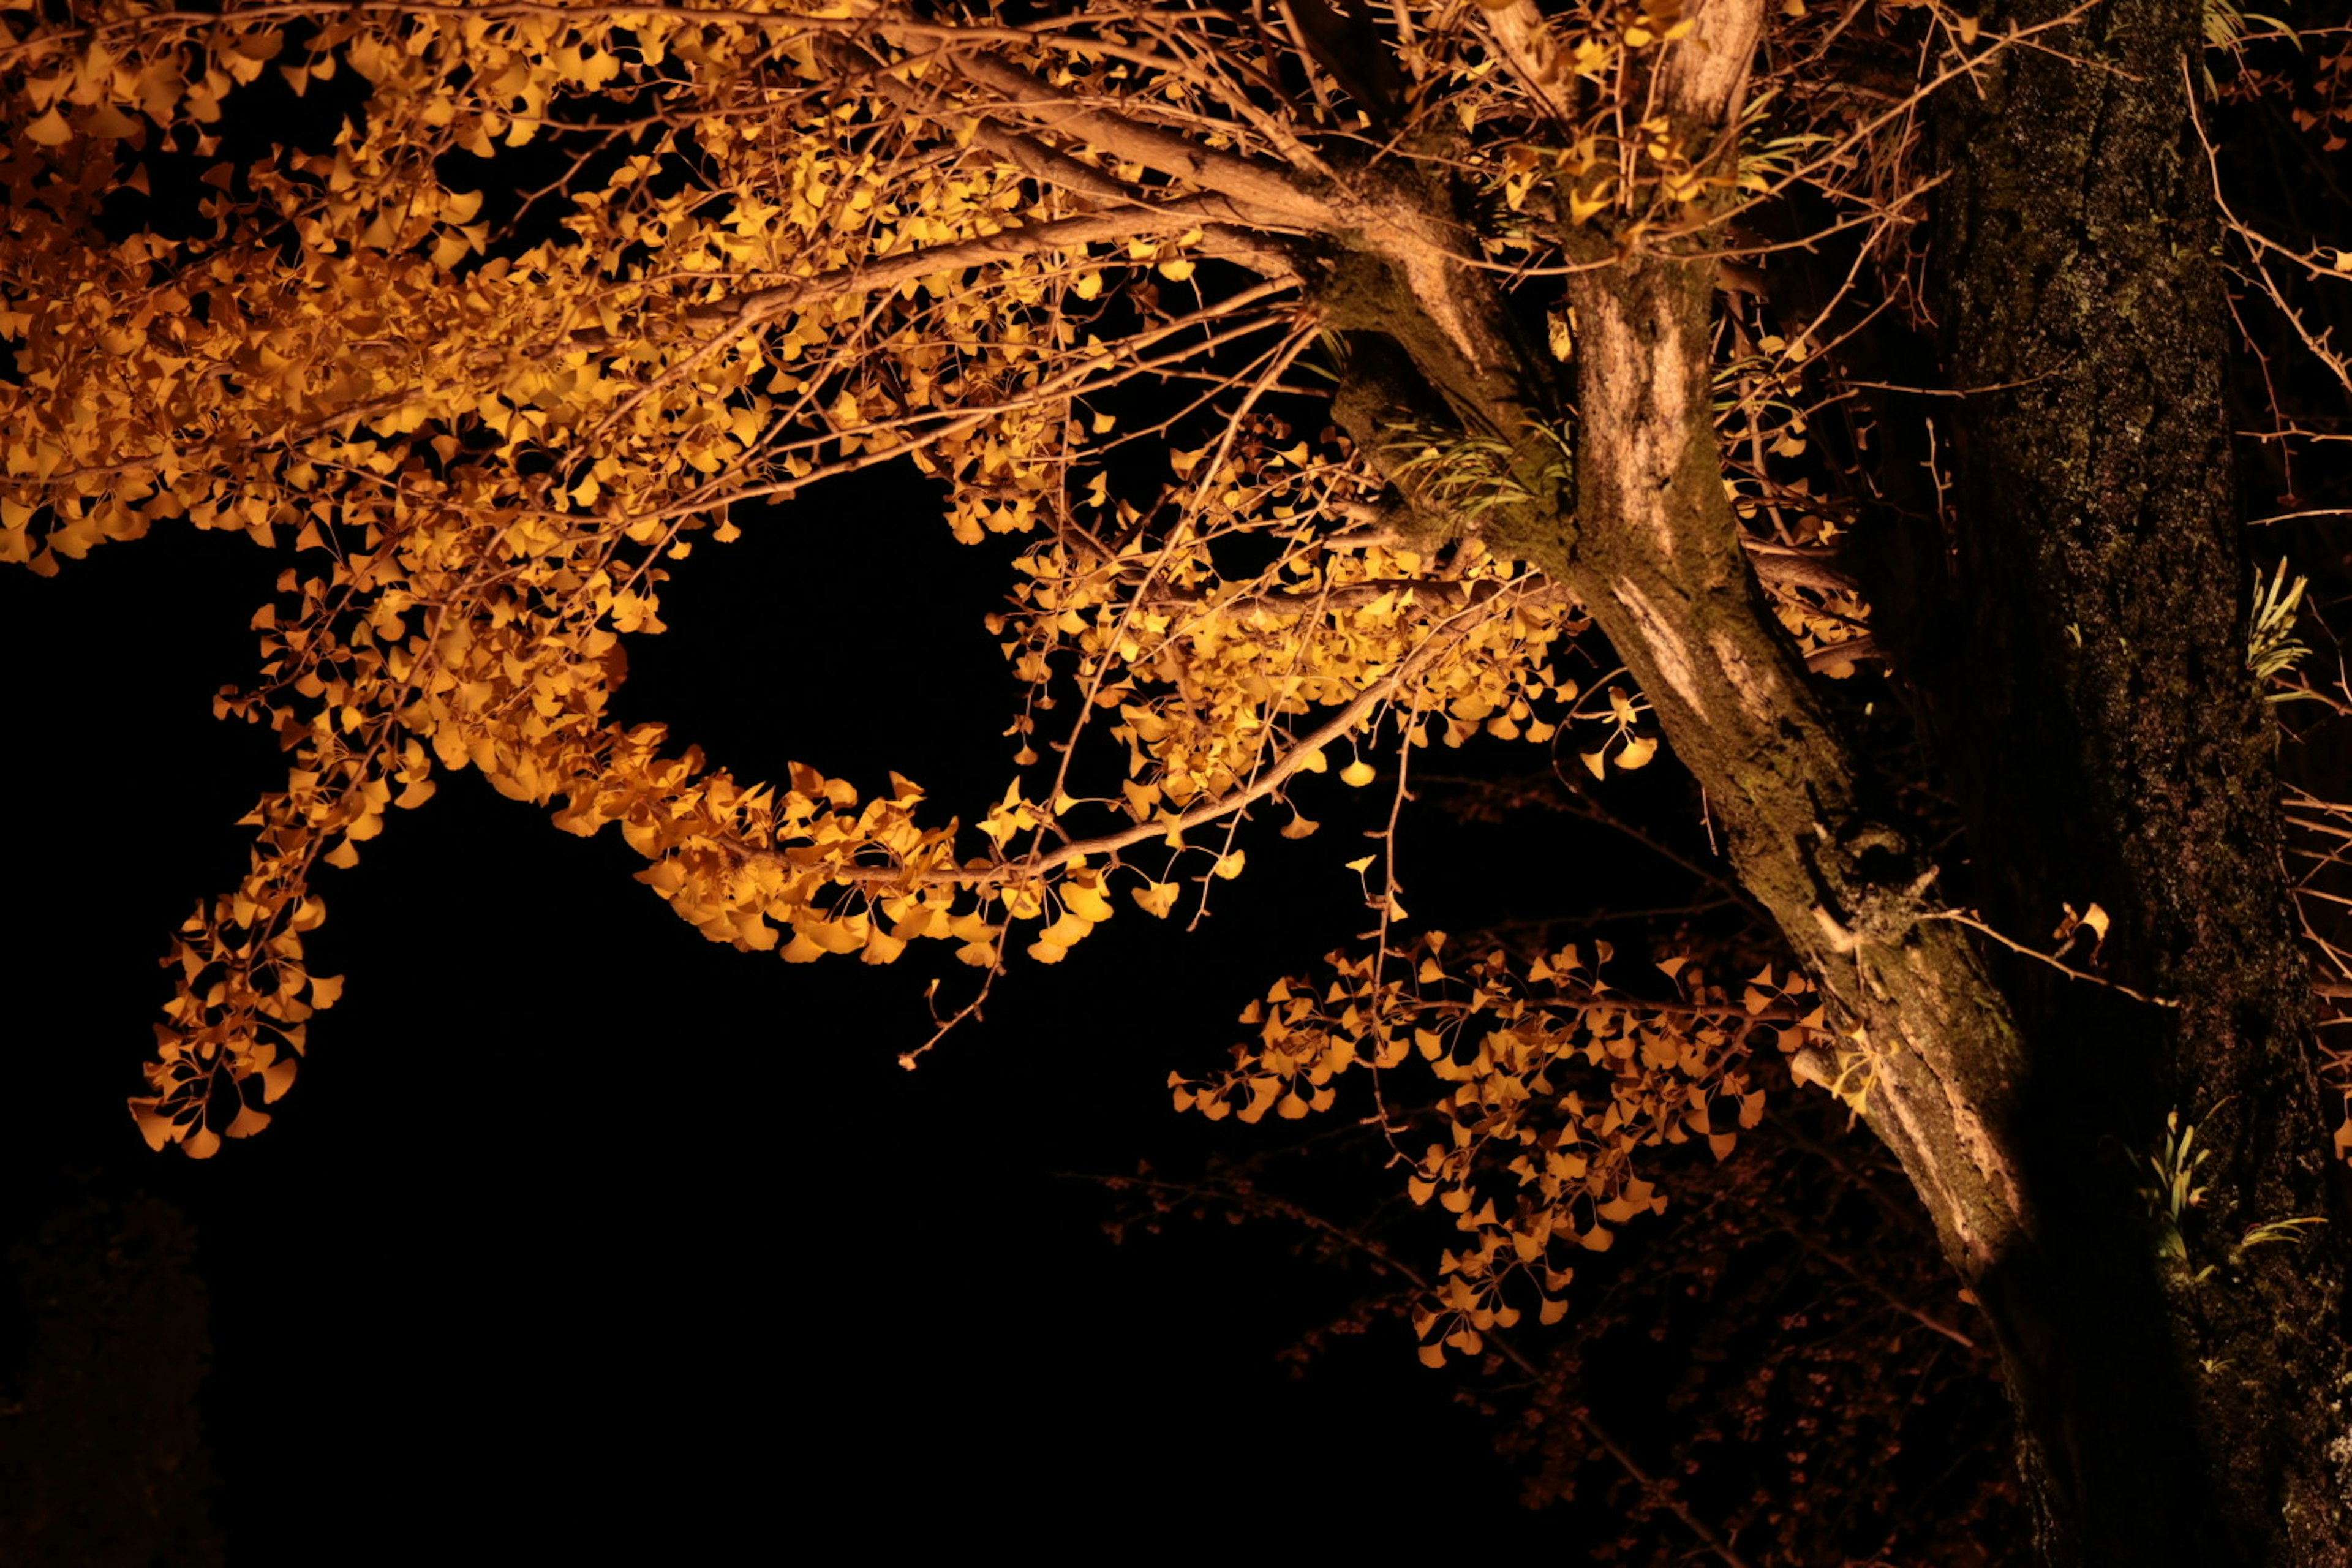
[
  {"left": 1913, "top": 0, "right": 2352, "bottom": 1558},
  {"left": 1322, "top": 0, "right": 2352, "bottom": 1551}
]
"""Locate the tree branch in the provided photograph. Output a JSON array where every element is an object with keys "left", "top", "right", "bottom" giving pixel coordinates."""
[
  {"left": 564, "top": 194, "right": 1287, "bottom": 356},
  {"left": 742, "top": 579, "right": 1568, "bottom": 888},
  {"left": 937, "top": 51, "right": 1341, "bottom": 233},
  {"left": 1472, "top": 0, "right": 1576, "bottom": 124}
]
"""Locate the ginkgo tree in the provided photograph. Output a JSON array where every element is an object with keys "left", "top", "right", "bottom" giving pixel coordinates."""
[{"left": 6, "top": 0, "right": 2351, "bottom": 1559}]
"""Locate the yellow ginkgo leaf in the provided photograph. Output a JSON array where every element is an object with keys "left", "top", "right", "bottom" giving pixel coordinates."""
[
  {"left": 1062, "top": 881, "right": 1116, "bottom": 922},
  {"left": 259, "top": 1058, "right": 298, "bottom": 1104},
  {"left": 86, "top": 104, "right": 141, "bottom": 139},
  {"left": 1131, "top": 881, "right": 1180, "bottom": 918},
  {"left": 1036, "top": 910, "right": 1094, "bottom": 948},
  {"left": 1340, "top": 760, "right": 1376, "bottom": 786},
  {"left": 1568, "top": 181, "right": 1615, "bottom": 224},
  {"left": 128, "top": 1098, "right": 178, "bottom": 1153}
]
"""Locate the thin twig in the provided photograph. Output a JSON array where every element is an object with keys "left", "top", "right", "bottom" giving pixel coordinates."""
[
  {"left": 1077, "top": 1171, "right": 1756, "bottom": 1568},
  {"left": 1925, "top": 909, "right": 2177, "bottom": 1008}
]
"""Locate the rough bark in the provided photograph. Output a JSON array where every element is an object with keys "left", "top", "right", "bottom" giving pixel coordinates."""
[
  {"left": 1918, "top": 0, "right": 2352, "bottom": 1558},
  {"left": 1314, "top": 0, "right": 2352, "bottom": 1558},
  {"left": 1522, "top": 2, "right": 2049, "bottom": 1423}
]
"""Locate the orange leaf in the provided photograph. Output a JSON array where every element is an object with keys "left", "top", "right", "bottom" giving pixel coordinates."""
[{"left": 128, "top": 1098, "right": 178, "bottom": 1152}]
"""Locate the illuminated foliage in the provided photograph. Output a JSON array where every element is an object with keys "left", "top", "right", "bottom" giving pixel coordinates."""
[
  {"left": 0, "top": 1, "right": 1889, "bottom": 1389},
  {"left": 1177, "top": 937, "right": 1800, "bottom": 1362},
  {"left": 9, "top": 4, "right": 2352, "bottom": 1549},
  {"left": 0, "top": 1, "right": 1852, "bottom": 1199}
]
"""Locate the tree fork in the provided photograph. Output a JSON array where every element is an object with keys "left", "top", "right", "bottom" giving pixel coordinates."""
[{"left": 1336, "top": 0, "right": 2352, "bottom": 1556}]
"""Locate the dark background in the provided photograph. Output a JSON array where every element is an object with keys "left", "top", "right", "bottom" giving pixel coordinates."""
[
  {"left": 10, "top": 4, "right": 2348, "bottom": 1551},
  {"left": 1, "top": 462, "right": 1607, "bottom": 1559},
  {"left": 0, "top": 21, "right": 2076, "bottom": 1553}
]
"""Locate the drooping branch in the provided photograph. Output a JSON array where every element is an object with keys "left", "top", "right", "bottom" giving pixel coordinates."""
[
  {"left": 733, "top": 576, "right": 1568, "bottom": 889},
  {"left": 568, "top": 194, "right": 1295, "bottom": 353}
]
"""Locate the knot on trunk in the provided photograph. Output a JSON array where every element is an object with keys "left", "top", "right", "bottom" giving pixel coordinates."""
[{"left": 1806, "top": 818, "right": 1937, "bottom": 954}]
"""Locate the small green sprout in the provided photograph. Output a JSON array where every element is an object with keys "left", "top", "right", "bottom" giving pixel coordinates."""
[
  {"left": 1376, "top": 415, "right": 1571, "bottom": 519},
  {"left": 2247, "top": 558, "right": 2312, "bottom": 690},
  {"left": 2142, "top": 1106, "right": 2211, "bottom": 1264},
  {"left": 2137, "top": 1105, "right": 2328, "bottom": 1278},
  {"left": 2239, "top": 1215, "right": 2327, "bottom": 1250}
]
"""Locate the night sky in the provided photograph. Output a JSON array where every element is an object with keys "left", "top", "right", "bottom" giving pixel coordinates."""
[{"left": 1, "top": 461, "right": 1610, "bottom": 1559}]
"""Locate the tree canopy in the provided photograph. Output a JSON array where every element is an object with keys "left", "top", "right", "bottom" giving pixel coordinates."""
[{"left": 7, "top": 0, "right": 2352, "bottom": 1558}]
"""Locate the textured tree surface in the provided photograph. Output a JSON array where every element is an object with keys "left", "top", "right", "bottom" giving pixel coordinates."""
[
  {"left": 1910, "top": 1, "right": 2352, "bottom": 1555},
  {"left": 5, "top": 1, "right": 2351, "bottom": 1558}
]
